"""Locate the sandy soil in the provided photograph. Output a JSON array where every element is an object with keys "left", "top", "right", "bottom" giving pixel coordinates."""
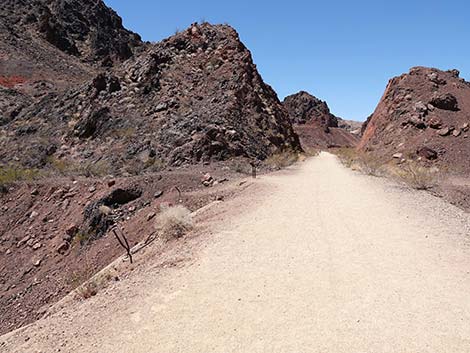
[{"left": 2, "top": 152, "right": 470, "bottom": 352}]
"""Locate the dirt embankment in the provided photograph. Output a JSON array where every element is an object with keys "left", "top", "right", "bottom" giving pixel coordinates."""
[{"left": 2, "top": 153, "right": 470, "bottom": 352}]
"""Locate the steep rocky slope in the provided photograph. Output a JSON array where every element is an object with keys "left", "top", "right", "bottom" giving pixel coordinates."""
[
  {"left": 0, "top": 0, "right": 144, "bottom": 162},
  {"left": 1, "top": 21, "right": 300, "bottom": 173},
  {"left": 283, "top": 91, "right": 360, "bottom": 148},
  {"left": 359, "top": 67, "right": 470, "bottom": 174},
  {"left": 358, "top": 67, "right": 470, "bottom": 210},
  {"left": 1, "top": 0, "right": 142, "bottom": 65}
]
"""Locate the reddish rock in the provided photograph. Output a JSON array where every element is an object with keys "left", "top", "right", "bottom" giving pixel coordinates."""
[
  {"left": 65, "top": 224, "right": 78, "bottom": 237},
  {"left": 417, "top": 147, "right": 438, "bottom": 160},
  {"left": 56, "top": 241, "right": 70, "bottom": 255},
  {"left": 359, "top": 66, "right": 470, "bottom": 176}
]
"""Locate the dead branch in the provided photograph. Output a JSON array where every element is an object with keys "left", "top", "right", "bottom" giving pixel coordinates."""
[{"left": 112, "top": 227, "right": 133, "bottom": 264}]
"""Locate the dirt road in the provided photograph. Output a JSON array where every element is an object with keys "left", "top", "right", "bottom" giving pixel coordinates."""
[{"left": 3, "top": 152, "right": 470, "bottom": 352}]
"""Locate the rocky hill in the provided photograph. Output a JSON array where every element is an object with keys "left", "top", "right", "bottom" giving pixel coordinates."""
[
  {"left": 283, "top": 91, "right": 339, "bottom": 127},
  {"left": 1, "top": 6, "right": 300, "bottom": 174},
  {"left": 359, "top": 67, "right": 470, "bottom": 174},
  {"left": 282, "top": 91, "right": 360, "bottom": 148}
]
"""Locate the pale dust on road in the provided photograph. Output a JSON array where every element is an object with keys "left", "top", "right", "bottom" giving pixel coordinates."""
[{"left": 3, "top": 152, "right": 470, "bottom": 353}]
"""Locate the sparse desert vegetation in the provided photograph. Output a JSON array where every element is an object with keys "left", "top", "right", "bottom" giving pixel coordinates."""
[
  {"left": 332, "top": 147, "right": 383, "bottom": 176},
  {"left": 391, "top": 161, "right": 439, "bottom": 190},
  {"left": 155, "top": 205, "right": 194, "bottom": 240},
  {"left": 0, "top": 165, "right": 41, "bottom": 191},
  {"left": 264, "top": 150, "right": 301, "bottom": 170},
  {"left": 333, "top": 147, "right": 440, "bottom": 190}
]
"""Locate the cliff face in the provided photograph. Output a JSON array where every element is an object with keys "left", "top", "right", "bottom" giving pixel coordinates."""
[{"left": 358, "top": 67, "right": 470, "bottom": 175}]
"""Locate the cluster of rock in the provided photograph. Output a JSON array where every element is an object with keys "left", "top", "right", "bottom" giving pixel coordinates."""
[{"left": 359, "top": 67, "right": 470, "bottom": 172}]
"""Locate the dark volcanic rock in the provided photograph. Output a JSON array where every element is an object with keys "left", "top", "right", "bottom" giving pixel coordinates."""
[
  {"left": 0, "top": 22, "right": 301, "bottom": 172},
  {"left": 417, "top": 146, "right": 438, "bottom": 160},
  {"left": 83, "top": 186, "right": 142, "bottom": 237},
  {"left": 430, "top": 93, "right": 459, "bottom": 111},
  {"left": 1, "top": 0, "right": 142, "bottom": 63},
  {"left": 283, "top": 91, "right": 338, "bottom": 127}
]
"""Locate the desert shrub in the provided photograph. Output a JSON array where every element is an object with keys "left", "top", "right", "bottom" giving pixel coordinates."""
[
  {"left": 357, "top": 154, "right": 384, "bottom": 176},
  {"left": 392, "top": 162, "right": 438, "bottom": 190},
  {"left": 76, "top": 281, "right": 98, "bottom": 300},
  {"left": 332, "top": 147, "right": 358, "bottom": 168},
  {"left": 111, "top": 127, "right": 136, "bottom": 140},
  {"left": 72, "top": 231, "right": 94, "bottom": 247},
  {"left": 332, "top": 148, "right": 384, "bottom": 176},
  {"left": 77, "top": 160, "right": 111, "bottom": 177},
  {"left": 0, "top": 165, "right": 41, "bottom": 189},
  {"left": 264, "top": 150, "right": 300, "bottom": 170},
  {"left": 46, "top": 157, "right": 111, "bottom": 177},
  {"left": 155, "top": 205, "right": 193, "bottom": 240},
  {"left": 46, "top": 156, "right": 67, "bottom": 175},
  {"left": 144, "top": 157, "right": 166, "bottom": 172},
  {"left": 302, "top": 147, "right": 320, "bottom": 158},
  {"left": 232, "top": 160, "right": 252, "bottom": 175}
]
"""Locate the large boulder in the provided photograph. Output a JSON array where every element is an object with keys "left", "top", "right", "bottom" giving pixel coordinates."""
[{"left": 429, "top": 93, "right": 459, "bottom": 111}]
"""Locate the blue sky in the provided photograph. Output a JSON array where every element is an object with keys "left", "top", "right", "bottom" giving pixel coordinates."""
[{"left": 105, "top": 0, "right": 469, "bottom": 121}]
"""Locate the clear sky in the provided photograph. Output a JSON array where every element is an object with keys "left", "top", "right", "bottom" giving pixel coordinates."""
[{"left": 104, "top": 0, "right": 469, "bottom": 122}]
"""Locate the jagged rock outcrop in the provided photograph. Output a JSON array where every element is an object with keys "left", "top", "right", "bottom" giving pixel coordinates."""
[
  {"left": 283, "top": 91, "right": 338, "bottom": 127},
  {"left": 0, "top": 0, "right": 144, "bottom": 139},
  {"left": 0, "top": 22, "right": 301, "bottom": 172},
  {"left": 282, "top": 91, "right": 360, "bottom": 148},
  {"left": 358, "top": 67, "right": 470, "bottom": 175},
  {"left": 1, "top": 0, "right": 142, "bottom": 64}
]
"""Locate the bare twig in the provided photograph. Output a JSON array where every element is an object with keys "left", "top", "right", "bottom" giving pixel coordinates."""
[
  {"left": 175, "top": 186, "right": 182, "bottom": 202},
  {"left": 250, "top": 161, "right": 257, "bottom": 179},
  {"left": 112, "top": 227, "right": 133, "bottom": 264}
]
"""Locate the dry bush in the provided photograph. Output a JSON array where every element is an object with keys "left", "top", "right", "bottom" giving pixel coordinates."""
[
  {"left": 332, "top": 148, "right": 384, "bottom": 176},
  {"left": 392, "top": 162, "right": 438, "bottom": 190},
  {"left": 332, "top": 147, "right": 358, "bottom": 168},
  {"left": 264, "top": 150, "right": 300, "bottom": 170},
  {"left": 302, "top": 147, "right": 320, "bottom": 158},
  {"left": 46, "top": 157, "right": 111, "bottom": 177},
  {"left": 232, "top": 160, "right": 252, "bottom": 175},
  {"left": 0, "top": 165, "right": 41, "bottom": 187},
  {"left": 357, "top": 154, "right": 384, "bottom": 176},
  {"left": 155, "top": 205, "right": 193, "bottom": 240},
  {"left": 76, "top": 282, "right": 98, "bottom": 300}
]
